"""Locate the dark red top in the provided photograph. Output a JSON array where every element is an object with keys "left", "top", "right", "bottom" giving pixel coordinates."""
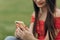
[{"left": 30, "top": 15, "right": 60, "bottom": 40}]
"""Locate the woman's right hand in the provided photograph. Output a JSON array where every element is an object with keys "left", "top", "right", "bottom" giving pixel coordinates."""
[{"left": 14, "top": 21, "right": 25, "bottom": 38}]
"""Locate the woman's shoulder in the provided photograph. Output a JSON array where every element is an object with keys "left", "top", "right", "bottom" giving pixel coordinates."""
[
  {"left": 54, "top": 8, "right": 60, "bottom": 22},
  {"left": 56, "top": 8, "right": 60, "bottom": 17}
]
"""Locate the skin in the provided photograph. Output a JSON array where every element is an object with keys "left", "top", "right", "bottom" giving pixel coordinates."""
[{"left": 15, "top": 0, "right": 60, "bottom": 40}]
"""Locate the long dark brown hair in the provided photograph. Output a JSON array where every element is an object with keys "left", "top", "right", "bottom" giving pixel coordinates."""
[{"left": 33, "top": 0, "right": 56, "bottom": 40}]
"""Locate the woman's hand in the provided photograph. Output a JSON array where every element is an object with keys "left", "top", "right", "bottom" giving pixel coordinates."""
[{"left": 15, "top": 21, "right": 37, "bottom": 40}]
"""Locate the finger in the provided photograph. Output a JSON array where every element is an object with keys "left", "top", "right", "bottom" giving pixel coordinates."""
[
  {"left": 20, "top": 23, "right": 29, "bottom": 31},
  {"left": 16, "top": 23, "right": 21, "bottom": 28},
  {"left": 17, "top": 27, "right": 24, "bottom": 34},
  {"left": 19, "top": 25, "right": 26, "bottom": 31},
  {"left": 15, "top": 27, "right": 25, "bottom": 39},
  {"left": 16, "top": 30, "right": 23, "bottom": 39},
  {"left": 15, "top": 29, "right": 21, "bottom": 38},
  {"left": 16, "top": 28, "right": 24, "bottom": 38},
  {"left": 16, "top": 28, "right": 23, "bottom": 35},
  {"left": 25, "top": 26, "right": 29, "bottom": 31}
]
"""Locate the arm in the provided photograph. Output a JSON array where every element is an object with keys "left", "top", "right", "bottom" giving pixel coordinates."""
[
  {"left": 28, "top": 23, "right": 38, "bottom": 40},
  {"left": 29, "top": 12, "right": 35, "bottom": 33},
  {"left": 28, "top": 12, "right": 38, "bottom": 40},
  {"left": 29, "top": 23, "right": 34, "bottom": 33}
]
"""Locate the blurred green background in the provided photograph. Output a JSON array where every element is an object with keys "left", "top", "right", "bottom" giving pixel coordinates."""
[{"left": 0, "top": 0, "right": 60, "bottom": 40}]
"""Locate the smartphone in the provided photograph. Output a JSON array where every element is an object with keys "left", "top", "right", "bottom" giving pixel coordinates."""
[
  {"left": 15, "top": 21, "right": 28, "bottom": 30},
  {"left": 15, "top": 21, "right": 26, "bottom": 28},
  {"left": 15, "top": 21, "right": 24, "bottom": 24}
]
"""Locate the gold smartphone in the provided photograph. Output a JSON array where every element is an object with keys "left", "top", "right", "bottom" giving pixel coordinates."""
[{"left": 15, "top": 21, "right": 26, "bottom": 29}]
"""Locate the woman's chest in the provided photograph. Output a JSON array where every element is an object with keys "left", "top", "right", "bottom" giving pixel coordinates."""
[{"left": 36, "top": 18, "right": 60, "bottom": 33}]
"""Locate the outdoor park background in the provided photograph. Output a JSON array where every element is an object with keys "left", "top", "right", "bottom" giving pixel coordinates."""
[{"left": 0, "top": 0, "right": 60, "bottom": 40}]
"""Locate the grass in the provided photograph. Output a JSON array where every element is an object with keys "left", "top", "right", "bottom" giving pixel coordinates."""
[{"left": 0, "top": 0, "right": 60, "bottom": 40}]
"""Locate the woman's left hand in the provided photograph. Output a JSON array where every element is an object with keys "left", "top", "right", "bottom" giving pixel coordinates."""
[{"left": 16, "top": 26, "right": 36, "bottom": 40}]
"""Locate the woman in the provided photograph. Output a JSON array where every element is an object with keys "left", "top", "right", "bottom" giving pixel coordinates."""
[{"left": 5, "top": 0, "right": 60, "bottom": 40}]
